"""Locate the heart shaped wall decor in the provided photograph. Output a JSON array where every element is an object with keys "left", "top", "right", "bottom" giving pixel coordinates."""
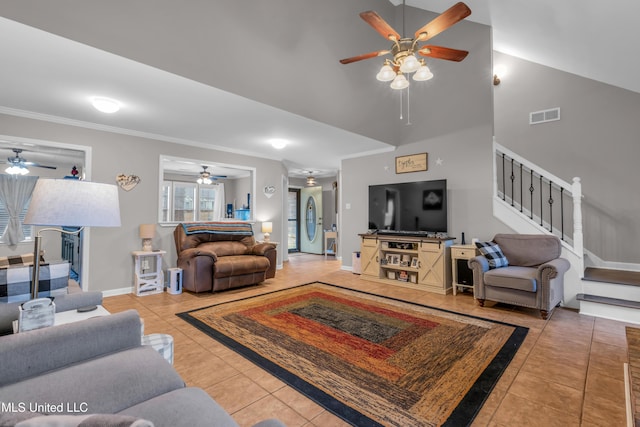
[{"left": 116, "top": 174, "right": 141, "bottom": 191}]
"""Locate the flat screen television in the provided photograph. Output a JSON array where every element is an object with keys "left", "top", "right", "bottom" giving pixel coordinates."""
[{"left": 368, "top": 179, "right": 447, "bottom": 234}]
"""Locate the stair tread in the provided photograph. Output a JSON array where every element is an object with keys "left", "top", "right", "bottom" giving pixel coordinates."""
[
  {"left": 577, "top": 293, "right": 640, "bottom": 309},
  {"left": 583, "top": 267, "right": 640, "bottom": 287}
]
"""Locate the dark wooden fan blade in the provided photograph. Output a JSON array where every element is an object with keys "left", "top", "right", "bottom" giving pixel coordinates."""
[
  {"left": 418, "top": 45, "right": 468, "bottom": 62},
  {"left": 414, "top": 2, "right": 471, "bottom": 41},
  {"left": 340, "top": 50, "right": 390, "bottom": 64},
  {"left": 360, "top": 11, "right": 401, "bottom": 41},
  {"left": 24, "top": 161, "right": 57, "bottom": 170}
]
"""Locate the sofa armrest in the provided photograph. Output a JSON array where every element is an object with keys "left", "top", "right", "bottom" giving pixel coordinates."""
[
  {"left": 0, "top": 309, "right": 142, "bottom": 387},
  {"left": 537, "top": 257, "right": 571, "bottom": 280},
  {"left": 53, "top": 291, "right": 103, "bottom": 312},
  {"left": 251, "top": 243, "right": 277, "bottom": 256},
  {"left": 177, "top": 247, "right": 218, "bottom": 263},
  {"left": 468, "top": 255, "right": 489, "bottom": 273},
  {"left": 468, "top": 255, "right": 490, "bottom": 300}
]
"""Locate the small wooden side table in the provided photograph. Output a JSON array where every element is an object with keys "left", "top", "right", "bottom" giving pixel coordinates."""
[
  {"left": 132, "top": 250, "right": 166, "bottom": 296},
  {"left": 450, "top": 244, "right": 479, "bottom": 295}
]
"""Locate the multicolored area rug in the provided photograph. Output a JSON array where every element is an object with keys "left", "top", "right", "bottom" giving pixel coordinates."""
[{"left": 177, "top": 282, "right": 528, "bottom": 426}]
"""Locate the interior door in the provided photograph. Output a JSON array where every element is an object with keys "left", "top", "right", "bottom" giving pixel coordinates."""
[{"left": 300, "top": 186, "right": 323, "bottom": 254}]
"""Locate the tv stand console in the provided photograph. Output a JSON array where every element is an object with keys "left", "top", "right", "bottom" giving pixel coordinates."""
[{"left": 359, "top": 233, "right": 454, "bottom": 294}]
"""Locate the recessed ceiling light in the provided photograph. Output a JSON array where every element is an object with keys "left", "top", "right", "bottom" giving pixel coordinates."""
[
  {"left": 269, "top": 139, "right": 288, "bottom": 149},
  {"left": 90, "top": 96, "right": 122, "bottom": 113}
]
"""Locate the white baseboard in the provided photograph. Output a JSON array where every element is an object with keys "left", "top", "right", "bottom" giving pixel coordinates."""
[
  {"left": 101, "top": 286, "right": 134, "bottom": 297},
  {"left": 579, "top": 300, "right": 640, "bottom": 325}
]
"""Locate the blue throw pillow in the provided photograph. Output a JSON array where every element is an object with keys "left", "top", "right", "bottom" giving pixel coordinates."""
[{"left": 475, "top": 241, "right": 509, "bottom": 269}]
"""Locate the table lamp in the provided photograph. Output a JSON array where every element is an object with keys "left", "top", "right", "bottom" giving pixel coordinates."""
[
  {"left": 24, "top": 179, "right": 121, "bottom": 299},
  {"left": 139, "top": 224, "right": 156, "bottom": 251},
  {"left": 261, "top": 221, "right": 272, "bottom": 242}
]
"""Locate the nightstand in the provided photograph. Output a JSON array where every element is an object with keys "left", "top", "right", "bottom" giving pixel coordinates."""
[{"left": 450, "top": 244, "right": 479, "bottom": 295}]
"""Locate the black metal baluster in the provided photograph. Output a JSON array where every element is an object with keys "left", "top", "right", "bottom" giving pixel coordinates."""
[
  {"left": 560, "top": 187, "right": 565, "bottom": 241},
  {"left": 529, "top": 170, "right": 534, "bottom": 220},
  {"left": 510, "top": 158, "right": 515, "bottom": 206},
  {"left": 520, "top": 163, "right": 523, "bottom": 212},
  {"left": 548, "top": 180, "right": 554, "bottom": 232},
  {"left": 501, "top": 153, "right": 506, "bottom": 201},
  {"left": 539, "top": 175, "right": 543, "bottom": 226}
]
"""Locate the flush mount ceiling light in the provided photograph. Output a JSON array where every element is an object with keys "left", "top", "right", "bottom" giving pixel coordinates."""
[
  {"left": 269, "top": 139, "right": 288, "bottom": 149},
  {"left": 90, "top": 96, "right": 122, "bottom": 113},
  {"left": 340, "top": 1, "right": 471, "bottom": 90}
]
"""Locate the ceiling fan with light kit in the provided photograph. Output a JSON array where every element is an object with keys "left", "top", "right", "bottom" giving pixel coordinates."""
[
  {"left": 5, "top": 148, "right": 57, "bottom": 175},
  {"left": 340, "top": 1, "right": 471, "bottom": 90},
  {"left": 196, "top": 166, "right": 227, "bottom": 185}
]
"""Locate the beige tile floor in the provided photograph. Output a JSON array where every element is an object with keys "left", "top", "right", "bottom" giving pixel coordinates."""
[{"left": 103, "top": 253, "right": 631, "bottom": 426}]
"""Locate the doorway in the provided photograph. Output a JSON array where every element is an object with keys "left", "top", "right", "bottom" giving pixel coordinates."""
[
  {"left": 287, "top": 189, "right": 300, "bottom": 253},
  {"left": 300, "top": 185, "right": 323, "bottom": 254}
]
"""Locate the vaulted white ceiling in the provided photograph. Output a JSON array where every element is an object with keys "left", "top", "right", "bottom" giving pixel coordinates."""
[{"left": 0, "top": 1, "right": 637, "bottom": 177}]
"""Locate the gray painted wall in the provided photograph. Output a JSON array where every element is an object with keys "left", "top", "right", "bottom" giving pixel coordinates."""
[
  {"left": 0, "top": 113, "right": 286, "bottom": 293},
  {"left": 339, "top": 18, "right": 507, "bottom": 267},
  {"left": 493, "top": 52, "right": 640, "bottom": 263}
]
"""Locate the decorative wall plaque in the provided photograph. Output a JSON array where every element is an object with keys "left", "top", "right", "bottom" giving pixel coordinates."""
[{"left": 395, "top": 153, "right": 428, "bottom": 174}]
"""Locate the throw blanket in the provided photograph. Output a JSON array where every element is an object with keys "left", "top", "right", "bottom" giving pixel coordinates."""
[{"left": 182, "top": 222, "right": 253, "bottom": 236}]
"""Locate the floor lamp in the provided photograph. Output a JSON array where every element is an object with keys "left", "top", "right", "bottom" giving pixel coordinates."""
[{"left": 24, "top": 179, "right": 121, "bottom": 299}]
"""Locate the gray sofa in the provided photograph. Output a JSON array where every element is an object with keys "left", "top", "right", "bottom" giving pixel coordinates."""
[
  {"left": 0, "top": 309, "right": 285, "bottom": 427},
  {"left": 468, "top": 234, "right": 571, "bottom": 319}
]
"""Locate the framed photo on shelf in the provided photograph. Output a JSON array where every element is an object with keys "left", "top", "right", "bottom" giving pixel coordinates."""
[
  {"left": 410, "top": 257, "right": 419, "bottom": 268},
  {"left": 387, "top": 271, "right": 397, "bottom": 280}
]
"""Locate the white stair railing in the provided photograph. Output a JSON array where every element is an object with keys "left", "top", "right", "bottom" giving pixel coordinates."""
[{"left": 493, "top": 139, "right": 583, "bottom": 259}]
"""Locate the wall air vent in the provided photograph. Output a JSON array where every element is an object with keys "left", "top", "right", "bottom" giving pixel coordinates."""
[{"left": 530, "top": 107, "right": 561, "bottom": 125}]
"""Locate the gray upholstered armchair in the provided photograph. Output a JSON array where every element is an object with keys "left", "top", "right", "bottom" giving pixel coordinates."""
[{"left": 468, "top": 234, "right": 570, "bottom": 319}]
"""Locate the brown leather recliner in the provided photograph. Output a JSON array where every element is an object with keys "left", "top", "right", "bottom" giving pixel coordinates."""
[{"left": 174, "top": 223, "right": 277, "bottom": 293}]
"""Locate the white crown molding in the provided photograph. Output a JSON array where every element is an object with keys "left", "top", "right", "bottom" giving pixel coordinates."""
[{"left": 0, "top": 106, "right": 283, "bottom": 162}]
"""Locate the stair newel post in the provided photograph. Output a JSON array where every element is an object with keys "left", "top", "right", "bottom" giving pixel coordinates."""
[{"left": 572, "top": 177, "right": 584, "bottom": 270}]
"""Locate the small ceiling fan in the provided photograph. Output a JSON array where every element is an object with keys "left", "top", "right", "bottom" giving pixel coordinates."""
[
  {"left": 5, "top": 148, "right": 57, "bottom": 175},
  {"left": 340, "top": 1, "right": 471, "bottom": 89},
  {"left": 197, "top": 166, "right": 227, "bottom": 185}
]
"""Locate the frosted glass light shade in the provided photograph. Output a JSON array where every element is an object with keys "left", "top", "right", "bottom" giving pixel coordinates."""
[
  {"left": 399, "top": 55, "right": 420, "bottom": 73},
  {"left": 5, "top": 165, "right": 29, "bottom": 175},
  {"left": 24, "top": 179, "right": 121, "bottom": 227},
  {"left": 413, "top": 64, "right": 434, "bottom": 81},
  {"left": 376, "top": 64, "right": 396, "bottom": 82},
  {"left": 91, "top": 97, "right": 121, "bottom": 113},
  {"left": 390, "top": 74, "right": 409, "bottom": 90}
]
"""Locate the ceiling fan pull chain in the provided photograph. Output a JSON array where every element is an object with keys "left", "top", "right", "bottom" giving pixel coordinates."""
[
  {"left": 406, "top": 85, "right": 412, "bottom": 125},
  {"left": 399, "top": 90, "right": 403, "bottom": 120}
]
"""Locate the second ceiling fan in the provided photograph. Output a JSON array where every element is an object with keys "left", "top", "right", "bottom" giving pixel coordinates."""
[{"left": 340, "top": 2, "right": 471, "bottom": 89}]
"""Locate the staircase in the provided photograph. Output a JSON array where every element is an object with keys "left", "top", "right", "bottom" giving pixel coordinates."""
[{"left": 493, "top": 140, "right": 640, "bottom": 323}]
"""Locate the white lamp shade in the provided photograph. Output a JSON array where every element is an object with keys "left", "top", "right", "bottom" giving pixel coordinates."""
[
  {"left": 24, "top": 179, "right": 121, "bottom": 227},
  {"left": 261, "top": 222, "right": 273, "bottom": 234},
  {"left": 139, "top": 224, "right": 156, "bottom": 239}
]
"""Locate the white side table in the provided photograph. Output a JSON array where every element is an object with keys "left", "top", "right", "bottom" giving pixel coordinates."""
[
  {"left": 132, "top": 251, "right": 166, "bottom": 296},
  {"left": 13, "top": 305, "right": 111, "bottom": 333},
  {"left": 142, "top": 333, "right": 174, "bottom": 365},
  {"left": 450, "top": 244, "right": 479, "bottom": 295},
  {"left": 324, "top": 231, "right": 337, "bottom": 258}
]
